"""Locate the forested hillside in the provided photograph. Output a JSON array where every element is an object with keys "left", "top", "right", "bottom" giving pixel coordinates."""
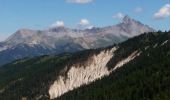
[
  {"left": 0, "top": 31, "right": 169, "bottom": 100},
  {"left": 59, "top": 31, "right": 170, "bottom": 100}
]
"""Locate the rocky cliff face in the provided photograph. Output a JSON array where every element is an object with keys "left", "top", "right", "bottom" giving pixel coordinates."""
[
  {"left": 48, "top": 47, "right": 142, "bottom": 99},
  {"left": 48, "top": 47, "right": 117, "bottom": 99}
]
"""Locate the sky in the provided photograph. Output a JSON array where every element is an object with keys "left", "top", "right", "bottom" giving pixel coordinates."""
[{"left": 0, "top": 0, "right": 170, "bottom": 41}]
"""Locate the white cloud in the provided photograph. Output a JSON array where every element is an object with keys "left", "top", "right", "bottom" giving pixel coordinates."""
[
  {"left": 134, "top": 7, "right": 143, "bottom": 13},
  {"left": 112, "top": 12, "right": 125, "bottom": 20},
  {"left": 79, "top": 19, "right": 90, "bottom": 26},
  {"left": 66, "top": 0, "right": 94, "bottom": 4},
  {"left": 51, "top": 21, "right": 65, "bottom": 28},
  {"left": 78, "top": 19, "right": 94, "bottom": 29},
  {"left": 154, "top": 4, "right": 170, "bottom": 19}
]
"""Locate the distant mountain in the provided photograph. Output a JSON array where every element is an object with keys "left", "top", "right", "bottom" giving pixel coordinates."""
[
  {"left": 0, "top": 16, "right": 154, "bottom": 66},
  {"left": 0, "top": 31, "right": 169, "bottom": 100}
]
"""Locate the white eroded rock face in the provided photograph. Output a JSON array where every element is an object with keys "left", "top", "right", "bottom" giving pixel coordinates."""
[
  {"left": 49, "top": 47, "right": 117, "bottom": 99},
  {"left": 48, "top": 48, "right": 141, "bottom": 99},
  {"left": 113, "top": 51, "right": 141, "bottom": 71},
  {"left": 161, "top": 40, "right": 169, "bottom": 46}
]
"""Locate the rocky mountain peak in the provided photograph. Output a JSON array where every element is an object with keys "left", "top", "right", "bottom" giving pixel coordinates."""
[
  {"left": 6, "top": 29, "right": 36, "bottom": 42},
  {"left": 17, "top": 28, "right": 33, "bottom": 33},
  {"left": 14, "top": 29, "right": 35, "bottom": 36},
  {"left": 122, "top": 15, "right": 138, "bottom": 24}
]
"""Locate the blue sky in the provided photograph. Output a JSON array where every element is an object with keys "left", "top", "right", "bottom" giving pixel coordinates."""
[{"left": 0, "top": 0, "right": 170, "bottom": 41}]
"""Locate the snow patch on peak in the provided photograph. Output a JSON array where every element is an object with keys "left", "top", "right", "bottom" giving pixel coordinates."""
[{"left": 48, "top": 47, "right": 117, "bottom": 99}]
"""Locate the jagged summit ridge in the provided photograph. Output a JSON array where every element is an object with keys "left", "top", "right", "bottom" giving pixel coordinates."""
[{"left": 122, "top": 15, "right": 140, "bottom": 24}]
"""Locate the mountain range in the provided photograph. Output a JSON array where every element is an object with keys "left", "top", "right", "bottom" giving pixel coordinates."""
[
  {"left": 0, "top": 16, "right": 154, "bottom": 66},
  {"left": 0, "top": 31, "right": 169, "bottom": 100}
]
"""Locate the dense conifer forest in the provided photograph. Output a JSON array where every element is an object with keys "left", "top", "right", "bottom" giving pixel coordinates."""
[{"left": 0, "top": 31, "right": 170, "bottom": 100}]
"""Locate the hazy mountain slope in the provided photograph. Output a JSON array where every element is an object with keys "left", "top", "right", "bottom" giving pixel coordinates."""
[
  {"left": 0, "top": 16, "right": 154, "bottom": 66},
  {"left": 0, "top": 31, "right": 169, "bottom": 100}
]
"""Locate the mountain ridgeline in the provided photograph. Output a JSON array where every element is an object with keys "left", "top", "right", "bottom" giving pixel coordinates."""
[
  {"left": 0, "top": 16, "right": 154, "bottom": 66},
  {"left": 0, "top": 31, "right": 170, "bottom": 100}
]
